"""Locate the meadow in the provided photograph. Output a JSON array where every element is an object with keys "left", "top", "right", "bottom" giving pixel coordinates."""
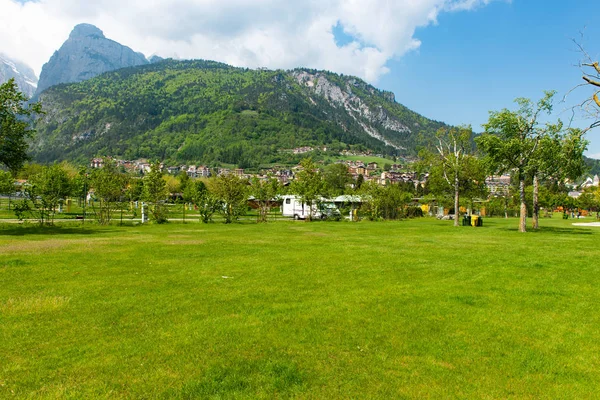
[{"left": 1, "top": 217, "right": 600, "bottom": 398}]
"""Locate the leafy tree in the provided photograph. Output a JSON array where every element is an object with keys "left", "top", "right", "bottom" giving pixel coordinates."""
[
  {"left": 17, "top": 163, "right": 44, "bottom": 180},
  {"left": 355, "top": 174, "right": 364, "bottom": 190},
  {"left": 143, "top": 161, "right": 168, "bottom": 223},
  {"left": 184, "top": 180, "right": 219, "bottom": 223},
  {"left": 178, "top": 171, "right": 190, "bottom": 191},
  {"left": 17, "top": 164, "right": 72, "bottom": 225},
  {"left": 360, "top": 182, "right": 412, "bottom": 220},
  {"left": 250, "top": 176, "right": 281, "bottom": 223},
  {"left": 477, "top": 92, "right": 555, "bottom": 233},
  {"left": 0, "top": 170, "right": 15, "bottom": 209},
  {"left": 122, "top": 177, "right": 144, "bottom": 220},
  {"left": 70, "top": 167, "right": 89, "bottom": 207},
  {"left": 290, "top": 158, "right": 325, "bottom": 221},
  {"left": 89, "top": 159, "right": 128, "bottom": 225},
  {"left": 210, "top": 173, "right": 248, "bottom": 224},
  {"left": 576, "top": 190, "right": 598, "bottom": 212},
  {"left": 0, "top": 79, "right": 42, "bottom": 172},
  {"left": 323, "top": 163, "right": 351, "bottom": 197},
  {"left": 529, "top": 127, "right": 587, "bottom": 229}
]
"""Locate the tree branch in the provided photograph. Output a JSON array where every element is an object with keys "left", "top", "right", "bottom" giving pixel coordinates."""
[
  {"left": 583, "top": 76, "right": 600, "bottom": 87},
  {"left": 583, "top": 62, "right": 600, "bottom": 75}
]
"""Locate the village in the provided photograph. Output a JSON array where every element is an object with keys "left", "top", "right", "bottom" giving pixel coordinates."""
[
  {"left": 90, "top": 155, "right": 600, "bottom": 198},
  {"left": 90, "top": 154, "right": 425, "bottom": 187}
]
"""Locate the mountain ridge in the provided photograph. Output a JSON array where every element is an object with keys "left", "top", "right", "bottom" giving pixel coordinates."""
[{"left": 32, "top": 58, "right": 447, "bottom": 167}]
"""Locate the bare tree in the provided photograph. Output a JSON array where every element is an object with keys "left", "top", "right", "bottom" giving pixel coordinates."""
[
  {"left": 568, "top": 39, "right": 600, "bottom": 132},
  {"left": 432, "top": 126, "right": 479, "bottom": 227}
]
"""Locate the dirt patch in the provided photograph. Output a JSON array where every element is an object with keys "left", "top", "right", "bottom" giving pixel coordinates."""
[
  {"left": 304, "top": 232, "right": 328, "bottom": 237},
  {"left": 167, "top": 240, "right": 205, "bottom": 245},
  {"left": 1, "top": 296, "right": 71, "bottom": 315},
  {"left": 0, "top": 237, "right": 111, "bottom": 254}
]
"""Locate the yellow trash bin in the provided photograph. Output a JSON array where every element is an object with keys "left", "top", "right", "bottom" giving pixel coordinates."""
[{"left": 471, "top": 215, "right": 479, "bottom": 227}]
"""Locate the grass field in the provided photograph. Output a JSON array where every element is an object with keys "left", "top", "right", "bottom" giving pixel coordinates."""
[{"left": 1, "top": 217, "right": 600, "bottom": 398}]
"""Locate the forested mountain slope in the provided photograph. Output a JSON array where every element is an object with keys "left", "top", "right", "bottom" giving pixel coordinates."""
[{"left": 33, "top": 59, "right": 448, "bottom": 167}]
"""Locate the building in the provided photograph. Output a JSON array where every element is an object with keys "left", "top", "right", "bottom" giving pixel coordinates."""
[
  {"left": 90, "top": 158, "right": 104, "bottom": 169},
  {"left": 486, "top": 175, "right": 511, "bottom": 195}
]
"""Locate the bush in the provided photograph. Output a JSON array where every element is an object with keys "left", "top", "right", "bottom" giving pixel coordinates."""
[{"left": 404, "top": 206, "right": 424, "bottom": 218}]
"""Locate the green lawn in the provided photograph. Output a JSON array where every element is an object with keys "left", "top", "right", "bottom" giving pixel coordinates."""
[{"left": 1, "top": 217, "right": 600, "bottom": 398}]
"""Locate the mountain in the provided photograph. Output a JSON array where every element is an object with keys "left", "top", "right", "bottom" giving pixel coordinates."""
[
  {"left": 32, "top": 59, "right": 448, "bottom": 167},
  {"left": 35, "top": 24, "right": 149, "bottom": 96},
  {"left": 584, "top": 156, "right": 600, "bottom": 176},
  {"left": 0, "top": 54, "right": 38, "bottom": 98}
]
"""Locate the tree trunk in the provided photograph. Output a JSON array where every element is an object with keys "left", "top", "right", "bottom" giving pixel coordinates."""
[
  {"left": 519, "top": 179, "right": 527, "bottom": 233},
  {"left": 504, "top": 195, "right": 508, "bottom": 219},
  {"left": 532, "top": 174, "right": 539, "bottom": 230},
  {"left": 454, "top": 173, "right": 460, "bottom": 227}
]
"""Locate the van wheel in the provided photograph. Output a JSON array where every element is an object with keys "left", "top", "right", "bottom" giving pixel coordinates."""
[{"left": 294, "top": 214, "right": 300, "bottom": 220}]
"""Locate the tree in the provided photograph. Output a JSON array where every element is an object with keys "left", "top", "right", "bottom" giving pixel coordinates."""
[
  {"left": 573, "top": 41, "right": 600, "bottom": 130},
  {"left": 17, "top": 164, "right": 72, "bottom": 225},
  {"left": 210, "top": 173, "right": 248, "bottom": 224},
  {"left": 323, "top": 163, "right": 351, "bottom": 197},
  {"left": 0, "top": 170, "right": 15, "bottom": 209},
  {"left": 421, "top": 126, "right": 482, "bottom": 226},
  {"left": 0, "top": 79, "right": 42, "bottom": 172},
  {"left": 360, "top": 181, "right": 412, "bottom": 221},
  {"left": 164, "top": 175, "right": 181, "bottom": 197},
  {"left": 529, "top": 127, "right": 587, "bottom": 229},
  {"left": 477, "top": 92, "right": 555, "bottom": 233},
  {"left": 143, "top": 161, "right": 168, "bottom": 223},
  {"left": 250, "top": 177, "right": 281, "bottom": 223},
  {"left": 89, "top": 159, "right": 128, "bottom": 225},
  {"left": 355, "top": 174, "right": 365, "bottom": 190},
  {"left": 290, "top": 158, "right": 325, "bottom": 221},
  {"left": 184, "top": 180, "right": 219, "bottom": 223}
]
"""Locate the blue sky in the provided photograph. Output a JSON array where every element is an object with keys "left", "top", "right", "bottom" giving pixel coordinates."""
[{"left": 373, "top": 0, "right": 600, "bottom": 156}]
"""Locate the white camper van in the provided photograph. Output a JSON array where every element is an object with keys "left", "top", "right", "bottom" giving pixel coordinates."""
[
  {"left": 281, "top": 195, "right": 341, "bottom": 220},
  {"left": 281, "top": 195, "right": 318, "bottom": 219}
]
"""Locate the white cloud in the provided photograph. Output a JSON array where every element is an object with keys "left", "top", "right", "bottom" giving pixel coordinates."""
[{"left": 0, "top": 0, "right": 497, "bottom": 81}]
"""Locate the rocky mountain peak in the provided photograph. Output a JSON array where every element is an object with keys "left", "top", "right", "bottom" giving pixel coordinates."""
[
  {"left": 69, "top": 23, "right": 105, "bottom": 40},
  {"left": 35, "top": 24, "right": 149, "bottom": 96},
  {"left": 0, "top": 53, "right": 38, "bottom": 98}
]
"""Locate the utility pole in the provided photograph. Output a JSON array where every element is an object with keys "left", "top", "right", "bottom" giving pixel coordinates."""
[{"left": 83, "top": 173, "right": 88, "bottom": 225}]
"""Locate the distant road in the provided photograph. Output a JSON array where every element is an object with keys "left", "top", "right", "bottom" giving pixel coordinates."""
[{"left": 573, "top": 222, "right": 600, "bottom": 227}]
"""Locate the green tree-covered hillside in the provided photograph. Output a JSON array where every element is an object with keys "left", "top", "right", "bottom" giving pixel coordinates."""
[{"left": 32, "top": 59, "right": 448, "bottom": 166}]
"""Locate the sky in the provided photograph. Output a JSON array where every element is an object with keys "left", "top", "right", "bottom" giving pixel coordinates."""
[{"left": 2, "top": 0, "right": 600, "bottom": 157}]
